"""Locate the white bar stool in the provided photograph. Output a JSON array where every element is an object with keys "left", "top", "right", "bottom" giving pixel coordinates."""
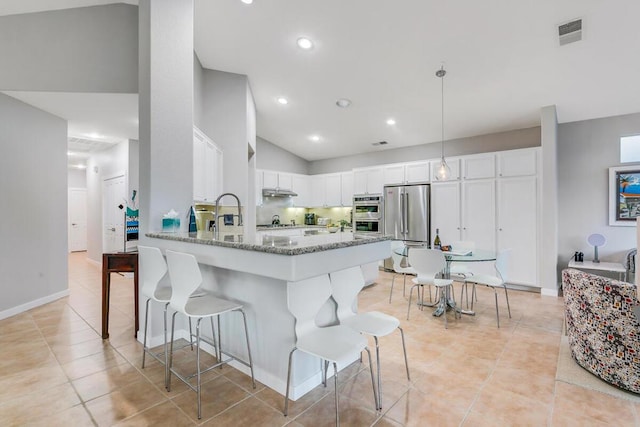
[{"left": 165, "top": 249, "right": 255, "bottom": 420}]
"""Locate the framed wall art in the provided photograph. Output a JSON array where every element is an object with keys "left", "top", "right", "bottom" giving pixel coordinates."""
[{"left": 609, "top": 165, "right": 640, "bottom": 226}]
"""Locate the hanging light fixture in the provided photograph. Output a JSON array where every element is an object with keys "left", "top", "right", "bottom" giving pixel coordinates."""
[{"left": 435, "top": 64, "right": 451, "bottom": 181}]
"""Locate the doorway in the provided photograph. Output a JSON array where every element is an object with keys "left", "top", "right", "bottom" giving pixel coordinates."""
[
  {"left": 103, "top": 174, "right": 126, "bottom": 253},
  {"left": 68, "top": 187, "right": 88, "bottom": 252}
]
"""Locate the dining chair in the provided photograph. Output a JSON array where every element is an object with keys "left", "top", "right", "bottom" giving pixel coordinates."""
[
  {"left": 165, "top": 250, "right": 255, "bottom": 419},
  {"left": 407, "top": 248, "right": 455, "bottom": 328},
  {"left": 450, "top": 240, "right": 476, "bottom": 308},
  {"left": 330, "top": 266, "right": 409, "bottom": 410},
  {"left": 389, "top": 240, "right": 417, "bottom": 303},
  {"left": 463, "top": 249, "right": 512, "bottom": 328},
  {"left": 284, "top": 274, "right": 378, "bottom": 425}
]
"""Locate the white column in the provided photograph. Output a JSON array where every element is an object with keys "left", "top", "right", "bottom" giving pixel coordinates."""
[
  {"left": 138, "top": 0, "right": 194, "bottom": 238},
  {"left": 540, "top": 105, "right": 559, "bottom": 296}
]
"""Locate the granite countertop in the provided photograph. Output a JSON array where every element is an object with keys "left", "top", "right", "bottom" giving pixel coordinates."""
[{"left": 146, "top": 230, "right": 389, "bottom": 256}]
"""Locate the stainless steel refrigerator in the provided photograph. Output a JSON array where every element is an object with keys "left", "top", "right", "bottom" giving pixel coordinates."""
[{"left": 384, "top": 183, "right": 430, "bottom": 243}]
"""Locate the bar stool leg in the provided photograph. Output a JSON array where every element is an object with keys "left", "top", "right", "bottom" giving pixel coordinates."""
[
  {"left": 141, "top": 298, "right": 151, "bottom": 368},
  {"left": 239, "top": 309, "right": 256, "bottom": 388},
  {"left": 196, "top": 318, "right": 202, "bottom": 419}
]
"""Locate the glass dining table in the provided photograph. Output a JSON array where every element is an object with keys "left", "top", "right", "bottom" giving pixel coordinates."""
[{"left": 393, "top": 245, "right": 497, "bottom": 316}]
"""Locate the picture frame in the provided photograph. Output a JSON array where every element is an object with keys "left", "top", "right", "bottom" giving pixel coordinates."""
[{"left": 609, "top": 165, "right": 640, "bottom": 226}]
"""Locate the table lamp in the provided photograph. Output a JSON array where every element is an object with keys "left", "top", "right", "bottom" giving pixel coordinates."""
[{"left": 587, "top": 233, "right": 606, "bottom": 263}]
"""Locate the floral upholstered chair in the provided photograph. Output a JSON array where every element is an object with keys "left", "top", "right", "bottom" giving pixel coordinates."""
[{"left": 562, "top": 268, "right": 640, "bottom": 394}]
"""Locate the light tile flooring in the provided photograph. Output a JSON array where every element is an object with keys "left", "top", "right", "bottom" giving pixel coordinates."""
[{"left": 1, "top": 252, "right": 639, "bottom": 426}]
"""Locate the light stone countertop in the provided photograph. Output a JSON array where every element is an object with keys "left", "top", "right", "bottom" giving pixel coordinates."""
[{"left": 146, "top": 230, "right": 390, "bottom": 256}]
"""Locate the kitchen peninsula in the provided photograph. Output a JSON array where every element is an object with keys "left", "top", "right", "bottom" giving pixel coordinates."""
[{"left": 145, "top": 230, "right": 391, "bottom": 399}]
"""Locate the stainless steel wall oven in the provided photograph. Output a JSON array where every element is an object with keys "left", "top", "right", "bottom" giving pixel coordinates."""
[{"left": 353, "top": 194, "right": 383, "bottom": 235}]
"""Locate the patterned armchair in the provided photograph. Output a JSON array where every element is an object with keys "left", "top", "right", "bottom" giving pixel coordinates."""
[{"left": 562, "top": 268, "right": 640, "bottom": 394}]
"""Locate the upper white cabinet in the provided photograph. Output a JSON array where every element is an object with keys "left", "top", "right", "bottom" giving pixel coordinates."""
[
  {"left": 353, "top": 167, "right": 383, "bottom": 195},
  {"left": 462, "top": 154, "right": 495, "bottom": 180},
  {"left": 193, "top": 127, "right": 222, "bottom": 203},
  {"left": 430, "top": 182, "right": 461, "bottom": 245},
  {"left": 382, "top": 161, "right": 430, "bottom": 185},
  {"left": 430, "top": 158, "right": 461, "bottom": 181},
  {"left": 262, "top": 170, "right": 293, "bottom": 190},
  {"left": 341, "top": 171, "right": 354, "bottom": 205},
  {"left": 308, "top": 172, "right": 353, "bottom": 207},
  {"left": 291, "top": 174, "right": 309, "bottom": 207},
  {"left": 498, "top": 148, "right": 537, "bottom": 177}
]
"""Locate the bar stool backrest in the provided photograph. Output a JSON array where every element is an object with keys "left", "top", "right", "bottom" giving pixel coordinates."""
[
  {"left": 165, "top": 250, "right": 203, "bottom": 313},
  {"left": 330, "top": 267, "right": 365, "bottom": 323},
  {"left": 138, "top": 246, "right": 168, "bottom": 300},
  {"left": 287, "top": 275, "right": 332, "bottom": 340}
]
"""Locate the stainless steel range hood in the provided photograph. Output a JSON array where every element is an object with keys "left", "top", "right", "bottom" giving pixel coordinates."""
[{"left": 262, "top": 188, "right": 298, "bottom": 197}]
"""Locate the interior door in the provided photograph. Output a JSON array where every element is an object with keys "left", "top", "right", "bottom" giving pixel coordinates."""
[
  {"left": 103, "top": 175, "right": 126, "bottom": 253},
  {"left": 68, "top": 188, "right": 87, "bottom": 252}
]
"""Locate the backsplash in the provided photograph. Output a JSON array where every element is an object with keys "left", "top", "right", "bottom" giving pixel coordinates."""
[{"left": 256, "top": 198, "right": 352, "bottom": 226}]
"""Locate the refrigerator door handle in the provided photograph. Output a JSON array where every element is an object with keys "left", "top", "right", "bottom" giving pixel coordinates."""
[
  {"left": 403, "top": 192, "right": 409, "bottom": 235},
  {"left": 399, "top": 192, "right": 405, "bottom": 235}
]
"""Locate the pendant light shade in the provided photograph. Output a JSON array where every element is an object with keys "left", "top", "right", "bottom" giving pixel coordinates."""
[{"left": 435, "top": 65, "right": 450, "bottom": 181}]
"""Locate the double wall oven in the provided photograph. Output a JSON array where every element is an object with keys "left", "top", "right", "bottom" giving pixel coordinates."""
[{"left": 353, "top": 194, "right": 383, "bottom": 235}]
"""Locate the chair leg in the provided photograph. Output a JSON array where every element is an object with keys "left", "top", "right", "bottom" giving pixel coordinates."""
[
  {"left": 494, "top": 288, "right": 500, "bottom": 328},
  {"left": 167, "top": 311, "right": 178, "bottom": 391},
  {"left": 504, "top": 285, "right": 512, "bottom": 319},
  {"left": 209, "top": 317, "right": 217, "bottom": 361},
  {"left": 398, "top": 327, "right": 410, "bottom": 381},
  {"left": 364, "top": 347, "right": 379, "bottom": 412},
  {"left": 283, "top": 347, "right": 297, "bottom": 416},
  {"left": 443, "top": 287, "right": 448, "bottom": 329},
  {"left": 470, "top": 283, "right": 477, "bottom": 310},
  {"left": 374, "top": 336, "right": 382, "bottom": 410},
  {"left": 196, "top": 318, "right": 202, "bottom": 420},
  {"left": 402, "top": 273, "right": 407, "bottom": 297},
  {"left": 407, "top": 284, "right": 418, "bottom": 320},
  {"left": 141, "top": 298, "right": 150, "bottom": 368},
  {"left": 217, "top": 316, "right": 223, "bottom": 368},
  {"left": 333, "top": 362, "right": 339, "bottom": 425},
  {"left": 239, "top": 309, "right": 256, "bottom": 388},
  {"left": 389, "top": 274, "right": 396, "bottom": 303},
  {"left": 163, "top": 302, "right": 169, "bottom": 389},
  {"left": 189, "top": 318, "right": 194, "bottom": 351}
]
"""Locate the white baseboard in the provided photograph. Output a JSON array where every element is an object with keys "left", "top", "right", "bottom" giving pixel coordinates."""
[
  {"left": 0, "top": 289, "right": 70, "bottom": 321},
  {"left": 541, "top": 287, "right": 560, "bottom": 297}
]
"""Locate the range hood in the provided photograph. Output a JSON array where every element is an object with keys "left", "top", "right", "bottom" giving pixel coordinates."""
[{"left": 262, "top": 187, "right": 298, "bottom": 198}]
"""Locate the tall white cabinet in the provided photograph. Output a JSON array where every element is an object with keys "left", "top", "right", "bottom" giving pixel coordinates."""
[{"left": 193, "top": 127, "right": 223, "bottom": 203}]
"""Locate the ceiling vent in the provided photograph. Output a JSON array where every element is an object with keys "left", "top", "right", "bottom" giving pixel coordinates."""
[
  {"left": 558, "top": 19, "right": 582, "bottom": 46},
  {"left": 371, "top": 141, "right": 388, "bottom": 146},
  {"left": 67, "top": 136, "right": 121, "bottom": 153}
]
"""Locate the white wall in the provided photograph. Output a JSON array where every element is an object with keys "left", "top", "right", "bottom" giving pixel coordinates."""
[
  {"left": 67, "top": 168, "right": 87, "bottom": 188},
  {"left": 257, "top": 136, "right": 310, "bottom": 175},
  {"left": 0, "top": 93, "right": 68, "bottom": 317},
  {"left": 557, "top": 112, "right": 640, "bottom": 277},
  {"left": 0, "top": 4, "right": 138, "bottom": 93},
  {"left": 200, "top": 69, "right": 251, "bottom": 206}
]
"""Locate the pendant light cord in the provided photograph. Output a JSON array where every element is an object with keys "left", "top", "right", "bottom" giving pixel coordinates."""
[{"left": 441, "top": 67, "right": 444, "bottom": 159}]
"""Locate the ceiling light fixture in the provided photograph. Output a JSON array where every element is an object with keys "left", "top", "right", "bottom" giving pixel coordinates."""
[
  {"left": 277, "top": 97, "right": 289, "bottom": 105},
  {"left": 386, "top": 118, "right": 396, "bottom": 126},
  {"left": 336, "top": 98, "right": 351, "bottom": 108},
  {"left": 241, "top": 0, "right": 253, "bottom": 4},
  {"left": 297, "top": 37, "right": 314, "bottom": 50},
  {"left": 310, "top": 135, "right": 320, "bottom": 142},
  {"left": 67, "top": 151, "right": 74, "bottom": 156},
  {"left": 435, "top": 64, "right": 451, "bottom": 181}
]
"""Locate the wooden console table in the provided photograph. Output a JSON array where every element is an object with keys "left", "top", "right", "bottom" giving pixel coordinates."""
[{"left": 102, "top": 252, "right": 139, "bottom": 339}]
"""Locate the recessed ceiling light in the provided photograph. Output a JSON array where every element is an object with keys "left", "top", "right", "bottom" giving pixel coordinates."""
[
  {"left": 386, "top": 118, "right": 396, "bottom": 125},
  {"left": 86, "top": 132, "right": 102, "bottom": 139},
  {"left": 277, "top": 97, "right": 289, "bottom": 105},
  {"left": 240, "top": 0, "right": 253, "bottom": 4},
  {"left": 297, "top": 37, "right": 314, "bottom": 50},
  {"left": 336, "top": 98, "right": 352, "bottom": 108},
  {"left": 67, "top": 151, "right": 74, "bottom": 156},
  {"left": 74, "top": 164, "right": 87, "bottom": 169},
  {"left": 310, "top": 135, "right": 321, "bottom": 142}
]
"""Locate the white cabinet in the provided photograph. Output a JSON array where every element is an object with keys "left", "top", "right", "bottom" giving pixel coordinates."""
[
  {"left": 498, "top": 148, "right": 537, "bottom": 177},
  {"left": 291, "top": 174, "right": 309, "bottom": 207},
  {"left": 193, "top": 127, "right": 222, "bottom": 202},
  {"left": 430, "top": 182, "right": 461, "bottom": 245},
  {"left": 353, "top": 167, "right": 383, "bottom": 195},
  {"left": 462, "top": 154, "right": 495, "bottom": 180},
  {"left": 430, "top": 158, "right": 460, "bottom": 181},
  {"left": 405, "top": 161, "right": 430, "bottom": 183},
  {"left": 497, "top": 175, "right": 538, "bottom": 286},
  {"left": 461, "top": 179, "right": 496, "bottom": 250},
  {"left": 308, "top": 173, "right": 353, "bottom": 207},
  {"left": 341, "top": 172, "right": 354, "bottom": 206},
  {"left": 262, "top": 170, "right": 293, "bottom": 190},
  {"left": 382, "top": 162, "right": 430, "bottom": 186}
]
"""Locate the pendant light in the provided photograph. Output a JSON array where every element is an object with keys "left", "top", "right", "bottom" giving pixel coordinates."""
[{"left": 435, "top": 65, "right": 451, "bottom": 181}]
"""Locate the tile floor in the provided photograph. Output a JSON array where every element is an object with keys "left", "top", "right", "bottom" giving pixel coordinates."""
[{"left": 1, "top": 252, "right": 639, "bottom": 426}]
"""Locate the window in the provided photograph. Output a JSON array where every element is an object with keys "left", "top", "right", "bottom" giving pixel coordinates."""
[{"left": 620, "top": 135, "right": 640, "bottom": 163}]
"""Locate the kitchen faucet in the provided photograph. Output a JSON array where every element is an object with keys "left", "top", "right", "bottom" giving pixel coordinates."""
[{"left": 214, "top": 193, "right": 243, "bottom": 237}]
